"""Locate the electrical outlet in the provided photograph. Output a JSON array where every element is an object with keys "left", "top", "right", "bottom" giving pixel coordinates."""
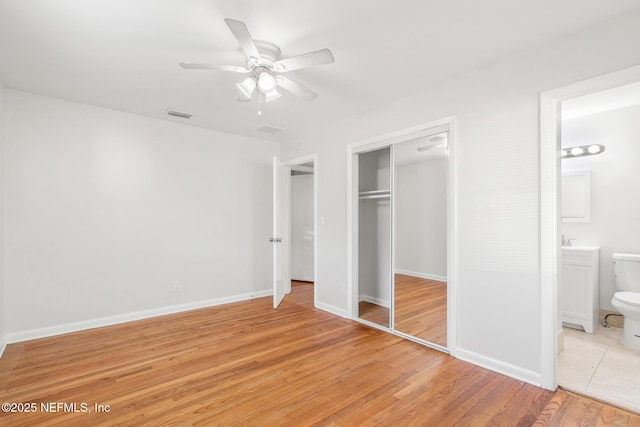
[
  {"left": 340, "top": 284, "right": 346, "bottom": 295},
  {"left": 173, "top": 281, "right": 182, "bottom": 292}
]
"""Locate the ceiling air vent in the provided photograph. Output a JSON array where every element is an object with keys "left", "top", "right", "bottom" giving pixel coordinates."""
[
  {"left": 166, "top": 109, "right": 194, "bottom": 119},
  {"left": 256, "top": 124, "right": 285, "bottom": 135}
]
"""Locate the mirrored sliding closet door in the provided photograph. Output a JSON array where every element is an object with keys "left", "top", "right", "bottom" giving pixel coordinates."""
[
  {"left": 354, "top": 128, "right": 449, "bottom": 350},
  {"left": 393, "top": 133, "right": 448, "bottom": 347}
]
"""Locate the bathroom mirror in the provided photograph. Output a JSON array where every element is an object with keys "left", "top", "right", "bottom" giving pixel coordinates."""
[
  {"left": 561, "top": 170, "right": 591, "bottom": 223},
  {"left": 393, "top": 133, "right": 448, "bottom": 346}
]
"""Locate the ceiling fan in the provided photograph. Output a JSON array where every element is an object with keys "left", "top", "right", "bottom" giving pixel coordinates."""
[{"left": 180, "top": 18, "right": 334, "bottom": 105}]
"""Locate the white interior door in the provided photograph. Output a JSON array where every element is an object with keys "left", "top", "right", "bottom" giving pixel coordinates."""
[{"left": 272, "top": 156, "right": 288, "bottom": 308}]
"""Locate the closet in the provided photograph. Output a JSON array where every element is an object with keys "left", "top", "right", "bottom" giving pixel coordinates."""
[
  {"left": 357, "top": 147, "right": 392, "bottom": 328},
  {"left": 352, "top": 126, "right": 450, "bottom": 351}
]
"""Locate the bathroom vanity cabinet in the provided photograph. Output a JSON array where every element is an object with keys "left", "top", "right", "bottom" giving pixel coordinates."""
[{"left": 561, "top": 246, "right": 600, "bottom": 333}]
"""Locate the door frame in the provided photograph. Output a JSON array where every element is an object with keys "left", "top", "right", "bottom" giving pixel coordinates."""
[
  {"left": 539, "top": 64, "right": 640, "bottom": 390},
  {"left": 346, "top": 116, "right": 457, "bottom": 354},
  {"left": 281, "top": 154, "right": 319, "bottom": 306}
]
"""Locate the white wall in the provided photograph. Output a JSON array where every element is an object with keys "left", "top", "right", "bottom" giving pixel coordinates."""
[
  {"left": 395, "top": 158, "right": 447, "bottom": 280},
  {"left": 0, "top": 81, "right": 6, "bottom": 355},
  {"left": 282, "top": 10, "right": 640, "bottom": 384},
  {"left": 4, "top": 90, "right": 278, "bottom": 338},
  {"left": 561, "top": 104, "right": 640, "bottom": 311}
]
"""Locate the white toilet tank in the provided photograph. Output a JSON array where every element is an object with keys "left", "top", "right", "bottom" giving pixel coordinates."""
[{"left": 612, "top": 253, "right": 640, "bottom": 292}]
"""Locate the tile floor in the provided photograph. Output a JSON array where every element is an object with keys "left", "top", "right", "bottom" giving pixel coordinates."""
[{"left": 559, "top": 326, "right": 640, "bottom": 414}]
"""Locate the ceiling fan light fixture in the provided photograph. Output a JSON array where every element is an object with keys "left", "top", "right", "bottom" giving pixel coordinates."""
[
  {"left": 265, "top": 90, "right": 282, "bottom": 103},
  {"left": 257, "top": 72, "right": 277, "bottom": 93},
  {"left": 237, "top": 77, "right": 256, "bottom": 98},
  {"left": 181, "top": 19, "right": 334, "bottom": 106}
]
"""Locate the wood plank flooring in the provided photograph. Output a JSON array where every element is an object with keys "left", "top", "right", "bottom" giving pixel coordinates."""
[
  {"left": 357, "top": 274, "right": 447, "bottom": 345},
  {"left": 358, "top": 300, "right": 390, "bottom": 327},
  {"left": 394, "top": 274, "right": 447, "bottom": 346},
  {"left": 1, "top": 281, "right": 639, "bottom": 426}
]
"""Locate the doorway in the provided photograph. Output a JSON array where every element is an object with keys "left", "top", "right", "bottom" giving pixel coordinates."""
[
  {"left": 556, "top": 83, "right": 640, "bottom": 412},
  {"left": 540, "top": 64, "right": 640, "bottom": 397},
  {"left": 272, "top": 155, "right": 317, "bottom": 309}
]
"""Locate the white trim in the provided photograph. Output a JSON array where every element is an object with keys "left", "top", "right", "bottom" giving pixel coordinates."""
[
  {"left": 359, "top": 295, "right": 390, "bottom": 308},
  {"left": 390, "top": 145, "right": 395, "bottom": 331},
  {"left": 314, "top": 301, "right": 347, "bottom": 318},
  {"left": 456, "top": 347, "right": 541, "bottom": 387},
  {"left": 7, "top": 289, "right": 272, "bottom": 344},
  {"left": 557, "top": 328, "right": 565, "bottom": 355},
  {"left": 446, "top": 119, "right": 457, "bottom": 355},
  {"left": 540, "top": 64, "right": 640, "bottom": 391},
  {"left": 0, "top": 334, "right": 7, "bottom": 358},
  {"left": 395, "top": 269, "right": 447, "bottom": 282},
  {"left": 348, "top": 120, "right": 452, "bottom": 153},
  {"left": 346, "top": 150, "right": 358, "bottom": 319}
]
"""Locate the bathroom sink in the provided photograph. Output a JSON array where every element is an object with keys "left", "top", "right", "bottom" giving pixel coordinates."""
[
  {"left": 562, "top": 245, "right": 600, "bottom": 251},
  {"left": 561, "top": 246, "right": 600, "bottom": 333},
  {"left": 562, "top": 246, "right": 599, "bottom": 267}
]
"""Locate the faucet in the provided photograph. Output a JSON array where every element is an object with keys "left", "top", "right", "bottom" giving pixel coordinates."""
[{"left": 561, "top": 234, "right": 576, "bottom": 247}]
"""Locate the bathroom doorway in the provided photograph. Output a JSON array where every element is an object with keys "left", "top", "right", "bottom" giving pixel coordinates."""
[
  {"left": 540, "top": 66, "right": 640, "bottom": 411},
  {"left": 558, "top": 83, "right": 640, "bottom": 412}
]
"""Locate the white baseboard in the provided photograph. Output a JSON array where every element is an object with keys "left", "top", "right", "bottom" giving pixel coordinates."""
[
  {"left": 314, "top": 301, "right": 347, "bottom": 318},
  {"left": 359, "top": 294, "right": 390, "bottom": 308},
  {"left": 395, "top": 269, "right": 447, "bottom": 282},
  {"left": 0, "top": 333, "right": 7, "bottom": 359},
  {"left": 455, "top": 347, "right": 541, "bottom": 387},
  {"left": 7, "top": 289, "right": 273, "bottom": 344}
]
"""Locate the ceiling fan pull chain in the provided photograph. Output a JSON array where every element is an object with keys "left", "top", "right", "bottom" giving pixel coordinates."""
[{"left": 257, "top": 91, "right": 263, "bottom": 115}]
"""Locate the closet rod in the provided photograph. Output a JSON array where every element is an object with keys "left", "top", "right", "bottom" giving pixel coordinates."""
[
  {"left": 358, "top": 189, "right": 390, "bottom": 196},
  {"left": 359, "top": 194, "right": 391, "bottom": 200}
]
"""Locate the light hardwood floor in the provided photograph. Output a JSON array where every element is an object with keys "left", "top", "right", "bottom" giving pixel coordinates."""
[
  {"left": 357, "top": 274, "right": 447, "bottom": 346},
  {"left": 394, "top": 274, "right": 447, "bottom": 346},
  {"left": 1, "top": 281, "right": 639, "bottom": 426},
  {"left": 358, "top": 300, "right": 390, "bottom": 327}
]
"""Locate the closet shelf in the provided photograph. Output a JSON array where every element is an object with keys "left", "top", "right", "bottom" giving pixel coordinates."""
[{"left": 359, "top": 189, "right": 391, "bottom": 200}]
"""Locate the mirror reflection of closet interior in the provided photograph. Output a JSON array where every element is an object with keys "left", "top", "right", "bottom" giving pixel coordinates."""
[
  {"left": 394, "top": 133, "right": 448, "bottom": 347},
  {"left": 356, "top": 130, "right": 448, "bottom": 348}
]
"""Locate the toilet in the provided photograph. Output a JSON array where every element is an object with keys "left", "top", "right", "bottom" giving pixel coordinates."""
[{"left": 611, "top": 253, "right": 640, "bottom": 350}]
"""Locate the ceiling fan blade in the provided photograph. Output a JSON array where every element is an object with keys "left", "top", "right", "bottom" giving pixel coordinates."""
[
  {"left": 237, "top": 95, "right": 252, "bottom": 102},
  {"left": 273, "top": 49, "right": 334, "bottom": 72},
  {"left": 180, "top": 63, "right": 251, "bottom": 73},
  {"left": 224, "top": 18, "right": 261, "bottom": 63},
  {"left": 277, "top": 76, "right": 318, "bottom": 101}
]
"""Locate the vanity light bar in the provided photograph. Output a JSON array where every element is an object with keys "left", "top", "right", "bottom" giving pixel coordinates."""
[{"left": 561, "top": 144, "right": 605, "bottom": 159}]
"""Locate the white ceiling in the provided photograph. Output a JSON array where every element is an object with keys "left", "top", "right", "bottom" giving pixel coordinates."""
[
  {"left": 562, "top": 81, "right": 640, "bottom": 120},
  {"left": 2, "top": 0, "right": 640, "bottom": 142}
]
